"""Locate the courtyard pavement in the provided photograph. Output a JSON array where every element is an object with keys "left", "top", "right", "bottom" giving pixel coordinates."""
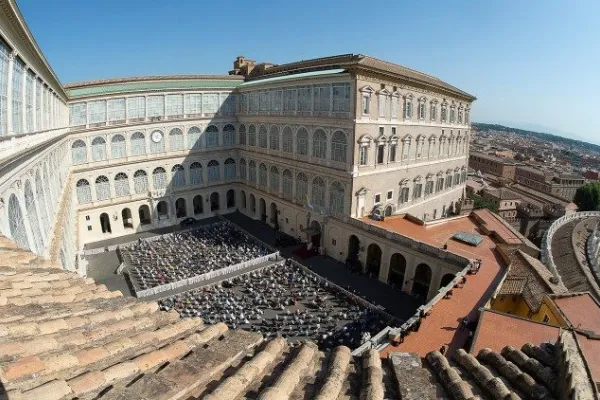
[{"left": 86, "top": 211, "right": 422, "bottom": 322}]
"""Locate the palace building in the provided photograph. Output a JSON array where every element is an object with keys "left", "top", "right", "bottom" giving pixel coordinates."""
[{"left": 0, "top": 0, "right": 474, "bottom": 292}]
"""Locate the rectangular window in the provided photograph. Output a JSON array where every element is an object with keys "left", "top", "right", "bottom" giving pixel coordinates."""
[
  {"left": 107, "top": 98, "right": 126, "bottom": 122},
  {"left": 147, "top": 95, "right": 164, "bottom": 117},
  {"left": 283, "top": 89, "right": 297, "bottom": 112},
  {"left": 249, "top": 92, "right": 259, "bottom": 112},
  {"left": 184, "top": 93, "right": 202, "bottom": 115},
  {"left": 11, "top": 57, "right": 24, "bottom": 133},
  {"left": 25, "top": 70, "right": 34, "bottom": 132},
  {"left": 165, "top": 94, "right": 183, "bottom": 117},
  {"left": 377, "top": 145, "right": 385, "bottom": 164},
  {"left": 87, "top": 226, "right": 92, "bottom": 231},
  {"left": 391, "top": 127, "right": 396, "bottom": 136},
  {"left": 314, "top": 85, "right": 331, "bottom": 112},
  {"left": 259, "top": 91, "right": 269, "bottom": 111},
  {"left": 389, "top": 144, "right": 396, "bottom": 162},
  {"left": 362, "top": 95, "right": 370, "bottom": 115},
  {"left": 271, "top": 90, "right": 282, "bottom": 111},
  {"left": 298, "top": 87, "right": 311, "bottom": 111},
  {"left": 35, "top": 79, "right": 42, "bottom": 130},
  {"left": 220, "top": 93, "right": 235, "bottom": 114},
  {"left": 359, "top": 146, "right": 368, "bottom": 165},
  {"left": 203, "top": 93, "right": 219, "bottom": 114},
  {"left": 332, "top": 83, "right": 350, "bottom": 112},
  {"left": 126, "top": 96, "right": 145, "bottom": 120},
  {"left": 378, "top": 95, "right": 387, "bottom": 117},
  {"left": 87, "top": 100, "right": 106, "bottom": 124},
  {"left": 240, "top": 93, "right": 248, "bottom": 113},
  {"left": 419, "top": 103, "right": 426, "bottom": 119},
  {"left": 374, "top": 193, "right": 381, "bottom": 204},
  {"left": 542, "top": 314, "right": 550, "bottom": 324},
  {"left": 85, "top": 215, "right": 90, "bottom": 221},
  {"left": 387, "top": 190, "right": 393, "bottom": 200},
  {"left": 69, "top": 102, "right": 86, "bottom": 127},
  {"left": 379, "top": 126, "right": 384, "bottom": 136},
  {"left": 430, "top": 104, "right": 437, "bottom": 121},
  {"left": 391, "top": 96, "right": 399, "bottom": 119}
]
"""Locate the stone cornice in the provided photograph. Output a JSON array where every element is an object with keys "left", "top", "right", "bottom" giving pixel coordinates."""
[
  {"left": 0, "top": 0, "right": 68, "bottom": 99},
  {"left": 64, "top": 75, "right": 244, "bottom": 89}
]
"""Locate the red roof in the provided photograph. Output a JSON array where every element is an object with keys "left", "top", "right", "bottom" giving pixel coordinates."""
[
  {"left": 471, "top": 311, "right": 560, "bottom": 354},
  {"left": 553, "top": 293, "right": 600, "bottom": 333}
]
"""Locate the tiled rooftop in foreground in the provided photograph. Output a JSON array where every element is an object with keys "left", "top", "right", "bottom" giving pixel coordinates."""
[{"left": 1, "top": 233, "right": 599, "bottom": 399}]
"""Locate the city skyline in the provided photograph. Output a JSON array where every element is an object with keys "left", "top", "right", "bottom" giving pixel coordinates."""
[{"left": 17, "top": 0, "right": 600, "bottom": 144}]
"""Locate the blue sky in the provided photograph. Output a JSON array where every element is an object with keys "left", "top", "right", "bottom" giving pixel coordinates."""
[{"left": 18, "top": 0, "right": 600, "bottom": 144}]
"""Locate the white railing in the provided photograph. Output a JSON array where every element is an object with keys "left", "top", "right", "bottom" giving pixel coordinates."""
[
  {"left": 586, "top": 228, "right": 600, "bottom": 285},
  {"left": 353, "top": 260, "right": 474, "bottom": 356},
  {"left": 541, "top": 211, "right": 600, "bottom": 284},
  {"left": 0, "top": 127, "right": 69, "bottom": 161},
  {"left": 133, "top": 252, "right": 280, "bottom": 297}
]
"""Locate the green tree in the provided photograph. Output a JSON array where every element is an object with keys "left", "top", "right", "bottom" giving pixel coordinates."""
[
  {"left": 574, "top": 182, "right": 600, "bottom": 211},
  {"left": 471, "top": 194, "right": 498, "bottom": 213}
]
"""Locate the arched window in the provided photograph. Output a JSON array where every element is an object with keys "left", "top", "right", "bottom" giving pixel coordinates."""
[
  {"left": 133, "top": 170, "right": 148, "bottom": 194},
  {"left": 35, "top": 170, "right": 50, "bottom": 236},
  {"left": 282, "top": 126, "right": 293, "bottom": 153},
  {"left": 206, "top": 125, "right": 219, "bottom": 148},
  {"left": 91, "top": 137, "right": 107, "bottom": 161},
  {"left": 153, "top": 167, "right": 167, "bottom": 189},
  {"left": 24, "top": 181, "right": 43, "bottom": 253},
  {"left": 224, "top": 158, "right": 236, "bottom": 180},
  {"left": 249, "top": 160, "right": 257, "bottom": 183},
  {"left": 312, "top": 176, "right": 326, "bottom": 207},
  {"left": 157, "top": 201, "right": 169, "bottom": 220},
  {"left": 226, "top": 189, "right": 235, "bottom": 208},
  {"left": 258, "top": 125, "right": 268, "bottom": 148},
  {"left": 8, "top": 194, "right": 29, "bottom": 250},
  {"left": 296, "top": 172, "right": 308, "bottom": 202},
  {"left": 95, "top": 175, "right": 111, "bottom": 201},
  {"left": 111, "top": 134, "right": 126, "bottom": 159},
  {"left": 207, "top": 160, "right": 220, "bottom": 182},
  {"left": 329, "top": 181, "right": 345, "bottom": 213},
  {"left": 223, "top": 124, "right": 235, "bottom": 147},
  {"left": 239, "top": 158, "right": 247, "bottom": 180},
  {"left": 269, "top": 126, "right": 280, "bottom": 150},
  {"left": 188, "top": 126, "right": 202, "bottom": 149},
  {"left": 248, "top": 124, "right": 256, "bottom": 146},
  {"left": 210, "top": 192, "right": 220, "bottom": 211},
  {"left": 331, "top": 131, "right": 347, "bottom": 163},
  {"left": 175, "top": 198, "right": 187, "bottom": 218},
  {"left": 258, "top": 163, "right": 267, "bottom": 187},
  {"left": 282, "top": 169, "right": 293, "bottom": 198},
  {"left": 270, "top": 166, "right": 279, "bottom": 192},
  {"left": 71, "top": 140, "right": 87, "bottom": 164},
  {"left": 114, "top": 173, "right": 130, "bottom": 197},
  {"left": 193, "top": 195, "right": 203, "bottom": 215},
  {"left": 296, "top": 127, "right": 308, "bottom": 155},
  {"left": 149, "top": 130, "right": 165, "bottom": 154},
  {"left": 76, "top": 179, "right": 91, "bottom": 204},
  {"left": 313, "top": 129, "right": 327, "bottom": 159},
  {"left": 130, "top": 132, "right": 146, "bottom": 156},
  {"left": 239, "top": 124, "right": 247, "bottom": 145},
  {"left": 171, "top": 164, "right": 185, "bottom": 187},
  {"left": 169, "top": 128, "right": 184, "bottom": 151},
  {"left": 139, "top": 205, "right": 151, "bottom": 225},
  {"left": 190, "top": 162, "right": 203, "bottom": 184}
]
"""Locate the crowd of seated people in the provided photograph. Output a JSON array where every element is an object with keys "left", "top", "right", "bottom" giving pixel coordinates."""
[
  {"left": 158, "top": 262, "right": 392, "bottom": 350},
  {"left": 123, "top": 222, "right": 271, "bottom": 290}
]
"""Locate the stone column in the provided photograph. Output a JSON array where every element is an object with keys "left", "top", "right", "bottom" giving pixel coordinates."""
[
  {"left": 32, "top": 75, "right": 37, "bottom": 131},
  {"left": 402, "top": 255, "right": 418, "bottom": 294},
  {"left": 378, "top": 245, "right": 391, "bottom": 283},
  {"left": 21, "top": 64, "right": 27, "bottom": 131},
  {"left": 427, "top": 267, "right": 445, "bottom": 302}
]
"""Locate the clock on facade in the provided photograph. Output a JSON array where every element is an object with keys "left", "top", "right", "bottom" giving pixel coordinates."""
[{"left": 151, "top": 131, "right": 163, "bottom": 143}]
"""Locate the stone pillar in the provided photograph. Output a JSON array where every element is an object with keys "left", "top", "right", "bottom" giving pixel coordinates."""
[
  {"left": 32, "top": 75, "right": 37, "bottom": 131},
  {"left": 427, "top": 267, "right": 445, "bottom": 302},
  {"left": 378, "top": 245, "right": 391, "bottom": 283},
  {"left": 402, "top": 256, "right": 418, "bottom": 294},
  {"left": 21, "top": 64, "right": 27, "bottom": 132}
]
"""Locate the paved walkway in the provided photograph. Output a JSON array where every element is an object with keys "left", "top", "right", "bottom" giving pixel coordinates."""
[
  {"left": 84, "top": 217, "right": 220, "bottom": 250},
  {"left": 87, "top": 251, "right": 134, "bottom": 296}
]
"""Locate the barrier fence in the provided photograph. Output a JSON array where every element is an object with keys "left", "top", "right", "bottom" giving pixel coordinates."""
[
  {"left": 352, "top": 260, "right": 473, "bottom": 356},
  {"left": 132, "top": 252, "right": 280, "bottom": 298}
]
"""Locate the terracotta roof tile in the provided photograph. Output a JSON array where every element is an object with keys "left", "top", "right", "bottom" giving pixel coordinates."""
[
  {"left": 1, "top": 234, "right": 597, "bottom": 398},
  {"left": 553, "top": 292, "right": 600, "bottom": 334},
  {"left": 471, "top": 310, "right": 560, "bottom": 355}
]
